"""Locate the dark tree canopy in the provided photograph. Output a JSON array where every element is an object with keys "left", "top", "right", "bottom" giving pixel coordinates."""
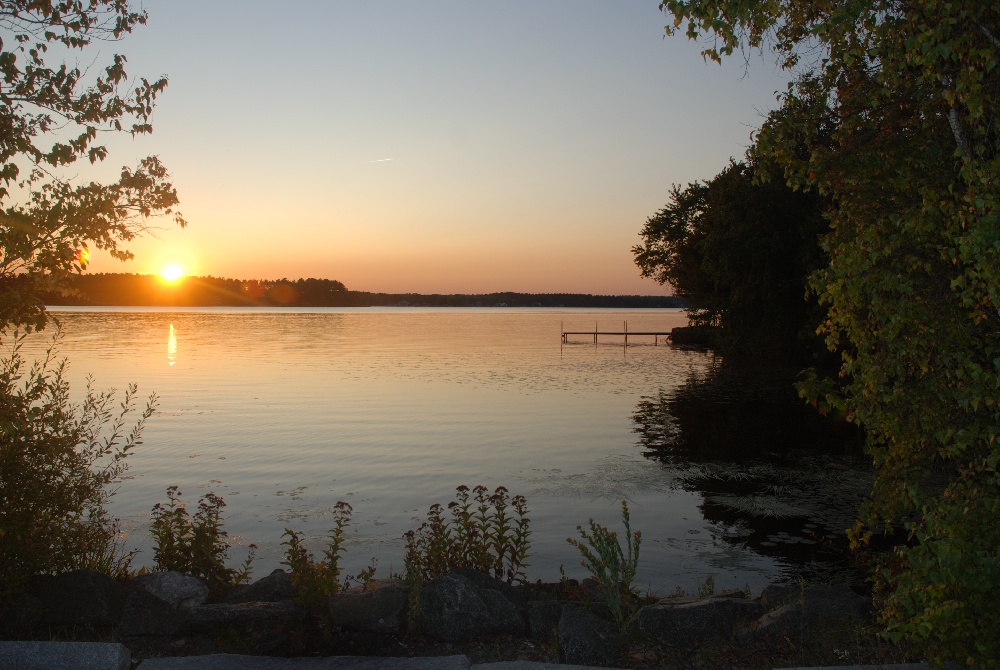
[
  {"left": 658, "top": 0, "right": 999, "bottom": 662},
  {"left": 634, "top": 160, "right": 828, "bottom": 360}
]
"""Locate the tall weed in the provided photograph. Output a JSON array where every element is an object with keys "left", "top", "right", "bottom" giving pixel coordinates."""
[
  {"left": 150, "top": 486, "right": 255, "bottom": 596},
  {"left": 281, "top": 500, "right": 368, "bottom": 610},
  {"left": 567, "top": 500, "right": 642, "bottom": 637},
  {"left": 404, "top": 485, "right": 531, "bottom": 584}
]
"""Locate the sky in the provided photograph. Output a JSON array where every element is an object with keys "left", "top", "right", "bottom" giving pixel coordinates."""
[{"left": 82, "top": 1, "right": 790, "bottom": 295}]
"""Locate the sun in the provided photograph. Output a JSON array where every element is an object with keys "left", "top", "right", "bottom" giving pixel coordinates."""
[{"left": 160, "top": 264, "right": 185, "bottom": 284}]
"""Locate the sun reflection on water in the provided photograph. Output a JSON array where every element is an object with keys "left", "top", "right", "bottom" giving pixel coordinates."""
[{"left": 167, "top": 323, "right": 177, "bottom": 366}]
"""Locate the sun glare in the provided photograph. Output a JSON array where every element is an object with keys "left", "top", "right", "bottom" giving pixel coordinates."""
[{"left": 160, "top": 264, "right": 185, "bottom": 283}]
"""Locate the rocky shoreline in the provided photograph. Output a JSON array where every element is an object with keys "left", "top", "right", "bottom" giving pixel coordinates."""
[{"left": 1, "top": 568, "right": 882, "bottom": 668}]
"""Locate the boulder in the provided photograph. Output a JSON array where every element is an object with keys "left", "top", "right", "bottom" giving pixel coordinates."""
[
  {"left": 33, "top": 570, "right": 126, "bottom": 628},
  {"left": 188, "top": 600, "right": 306, "bottom": 632},
  {"left": 120, "top": 587, "right": 191, "bottom": 637},
  {"left": 557, "top": 603, "right": 618, "bottom": 667},
  {"left": 0, "top": 592, "right": 42, "bottom": 634},
  {"left": 119, "top": 572, "right": 211, "bottom": 637},
  {"left": 130, "top": 571, "right": 209, "bottom": 609},
  {"left": 188, "top": 600, "right": 307, "bottom": 656},
  {"left": 637, "top": 594, "right": 766, "bottom": 646},
  {"left": 417, "top": 571, "right": 525, "bottom": 642},
  {"left": 741, "top": 583, "right": 871, "bottom": 645},
  {"left": 0, "top": 641, "right": 130, "bottom": 670},
  {"left": 757, "top": 583, "right": 794, "bottom": 608},
  {"left": 327, "top": 579, "right": 409, "bottom": 635},
  {"left": 526, "top": 599, "right": 563, "bottom": 639},
  {"left": 224, "top": 569, "right": 295, "bottom": 604}
]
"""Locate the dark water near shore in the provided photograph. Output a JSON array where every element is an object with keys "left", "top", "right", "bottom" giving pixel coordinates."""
[{"left": 18, "top": 307, "right": 870, "bottom": 592}]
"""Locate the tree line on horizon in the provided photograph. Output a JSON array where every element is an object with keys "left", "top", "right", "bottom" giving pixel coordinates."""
[{"left": 36, "top": 273, "right": 685, "bottom": 309}]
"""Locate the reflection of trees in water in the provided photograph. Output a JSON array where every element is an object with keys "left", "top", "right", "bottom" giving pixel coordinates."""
[{"left": 633, "top": 362, "right": 869, "bottom": 576}]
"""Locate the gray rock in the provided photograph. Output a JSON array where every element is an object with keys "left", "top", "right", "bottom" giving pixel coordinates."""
[
  {"left": 741, "top": 583, "right": 871, "bottom": 645},
  {"left": 475, "top": 663, "right": 628, "bottom": 670},
  {"left": 637, "top": 595, "right": 766, "bottom": 646},
  {"left": 188, "top": 600, "right": 306, "bottom": 632},
  {"left": 130, "top": 571, "right": 209, "bottom": 609},
  {"left": 0, "top": 641, "right": 130, "bottom": 670},
  {"left": 526, "top": 600, "right": 562, "bottom": 639},
  {"left": 418, "top": 571, "right": 525, "bottom": 642},
  {"left": 757, "top": 583, "right": 794, "bottom": 608},
  {"left": 33, "top": 570, "right": 126, "bottom": 628},
  {"left": 328, "top": 579, "right": 409, "bottom": 634},
  {"left": 188, "top": 600, "right": 307, "bottom": 656},
  {"left": 136, "top": 654, "right": 471, "bottom": 669},
  {"left": 0, "top": 592, "right": 42, "bottom": 634},
  {"left": 120, "top": 586, "right": 190, "bottom": 637},
  {"left": 225, "top": 569, "right": 295, "bottom": 604},
  {"left": 557, "top": 604, "right": 618, "bottom": 668}
]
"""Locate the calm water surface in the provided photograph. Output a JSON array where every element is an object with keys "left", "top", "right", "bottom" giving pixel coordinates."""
[{"left": 19, "top": 307, "right": 865, "bottom": 593}]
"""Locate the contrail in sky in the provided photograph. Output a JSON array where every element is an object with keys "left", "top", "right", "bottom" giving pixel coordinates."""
[{"left": 368, "top": 158, "right": 396, "bottom": 163}]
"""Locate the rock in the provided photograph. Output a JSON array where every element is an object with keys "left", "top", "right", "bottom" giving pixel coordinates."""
[
  {"left": 670, "top": 325, "right": 719, "bottom": 346},
  {"left": 0, "top": 641, "right": 130, "bottom": 670},
  {"left": 188, "top": 600, "right": 307, "bottom": 656},
  {"left": 327, "top": 579, "right": 409, "bottom": 634},
  {"left": 741, "top": 583, "right": 871, "bottom": 645},
  {"left": 119, "top": 572, "right": 211, "bottom": 637},
  {"left": 225, "top": 569, "right": 295, "bottom": 604},
  {"left": 417, "top": 571, "right": 525, "bottom": 642},
  {"left": 526, "top": 600, "right": 562, "bottom": 639},
  {"left": 130, "top": 571, "right": 210, "bottom": 609},
  {"left": 188, "top": 600, "right": 306, "bottom": 632},
  {"left": 637, "top": 595, "right": 766, "bottom": 646},
  {"left": 33, "top": 570, "right": 126, "bottom": 628},
  {"left": 0, "top": 592, "right": 42, "bottom": 634},
  {"left": 120, "top": 586, "right": 191, "bottom": 637},
  {"left": 757, "top": 583, "right": 794, "bottom": 608},
  {"left": 136, "top": 654, "right": 472, "bottom": 669},
  {"left": 557, "top": 603, "right": 618, "bottom": 668}
]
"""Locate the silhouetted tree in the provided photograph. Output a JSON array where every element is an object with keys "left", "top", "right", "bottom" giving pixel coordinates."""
[{"left": 634, "top": 160, "right": 827, "bottom": 360}]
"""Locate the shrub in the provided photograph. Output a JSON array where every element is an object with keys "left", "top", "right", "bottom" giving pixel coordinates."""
[
  {"left": 0, "top": 330, "right": 154, "bottom": 596},
  {"left": 149, "top": 486, "right": 255, "bottom": 596},
  {"left": 879, "top": 468, "right": 1000, "bottom": 667},
  {"left": 404, "top": 485, "right": 531, "bottom": 585},
  {"left": 567, "top": 500, "right": 642, "bottom": 637}
]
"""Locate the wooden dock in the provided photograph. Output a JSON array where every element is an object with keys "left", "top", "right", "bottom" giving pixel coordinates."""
[{"left": 560, "top": 320, "right": 673, "bottom": 346}]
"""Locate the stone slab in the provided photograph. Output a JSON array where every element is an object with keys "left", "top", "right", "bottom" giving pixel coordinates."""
[
  {"left": 136, "top": 654, "right": 470, "bottom": 669},
  {"left": 0, "top": 641, "right": 130, "bottom": 670},
  {"left": 474, "top": 663, "right": 628, "bottom": 669},
  {"left": 773, "top": 665, "right": 934, "bottom": 670}
]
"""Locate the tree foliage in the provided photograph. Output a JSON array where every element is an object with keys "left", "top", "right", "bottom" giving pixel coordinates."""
[
  {"left": 0, "top": 0, "right": 184, "bottom": 331},
  {"left": 0, "top": 1, "right": 171, "bottom": 597},
  {"left": 634, "top": 160, "right": 828, "bottom": 359},
  {"left": 657, "top": 0, "right": 999, "bottom": 664}
]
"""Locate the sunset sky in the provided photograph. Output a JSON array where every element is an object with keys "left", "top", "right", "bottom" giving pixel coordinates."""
[{"left": 85, "top": 1, "right": 789, "bottom": 295}]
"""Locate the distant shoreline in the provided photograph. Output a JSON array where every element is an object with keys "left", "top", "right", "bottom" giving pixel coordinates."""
[{"left": 39, "top": 273, "right": 685, "bottom": 310}]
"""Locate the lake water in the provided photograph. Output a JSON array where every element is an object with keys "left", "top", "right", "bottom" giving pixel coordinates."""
[{"left": 15, "top": 307, "right": 869, "bottom": 593}]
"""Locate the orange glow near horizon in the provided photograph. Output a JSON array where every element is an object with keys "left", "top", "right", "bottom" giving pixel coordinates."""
[{"left": 160, "top": 264, "right": 186, "bottom": 284}]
